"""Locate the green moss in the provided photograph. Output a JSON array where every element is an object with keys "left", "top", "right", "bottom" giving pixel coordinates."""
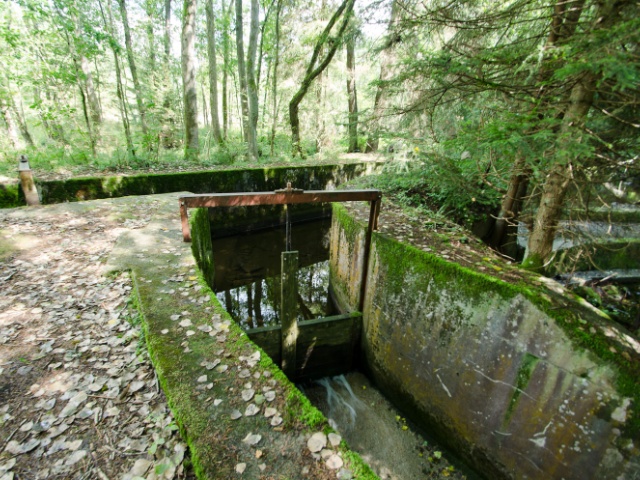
[
  {"left": 190, "top": 208, "right": 215, "bottom": 287},
  {"left": 32, "top": 162, "right": 379, "bottom": 204},
  {"left": 521, "top": 253, "right": 545, "bottom": 273},
  {"left": 333, "top": 201, "right": 640, "bottom": 438},
  {"left": 504, "top": 353, "right": 540, "bottom": 427},
  {"left": 0, "top": 183, "right": 20, "bottom": 208}
]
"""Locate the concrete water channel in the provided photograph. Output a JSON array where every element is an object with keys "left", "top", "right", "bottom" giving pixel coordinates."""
[{"left": 189, "top": 196, "right": 480, "bottom": 480}]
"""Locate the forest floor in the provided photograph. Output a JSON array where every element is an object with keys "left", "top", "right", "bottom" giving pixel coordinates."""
[{"left": 0, "top": 196, "right": 191, "bottom": 480}]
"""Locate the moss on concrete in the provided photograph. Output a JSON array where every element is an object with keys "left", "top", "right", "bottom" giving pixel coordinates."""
[
  {"left": 106, "top": 193, "right": 378, "bottom": 479},
  {"left": 331, "top": 200, "right": 640, "bottom": 477},
  {"left": 0, "top": 183, "right": 19, "bottom": 208},
  {"left": 189, "top": 208, "right": 215, "bottom": 287},
  {"left": 0, "top": 162, "right": 382, "bottom": 208}
]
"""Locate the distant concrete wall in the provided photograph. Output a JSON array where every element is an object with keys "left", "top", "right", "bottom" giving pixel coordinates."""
[
  {"left": 2, "top": 161, "right": 383, "bottom": 207},
  {"left": 330, "top": 204, "right": 640, "bottom": 480}
]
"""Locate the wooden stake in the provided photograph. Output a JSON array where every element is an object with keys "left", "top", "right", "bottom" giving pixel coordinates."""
[{"left": 280, "top": 251, "right": 298, "bottom": 378}]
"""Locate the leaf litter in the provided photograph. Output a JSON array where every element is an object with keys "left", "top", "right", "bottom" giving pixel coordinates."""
[{"left": 0, "top": 199, "right": 189, "bottom": 480}]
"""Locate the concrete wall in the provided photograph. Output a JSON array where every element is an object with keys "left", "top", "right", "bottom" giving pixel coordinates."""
[
  {"left": 2, "top": 161, "right": 383, "bottom": 207},
  {"left": 330, "top": 204, "right": 640, "bottom": 480}
]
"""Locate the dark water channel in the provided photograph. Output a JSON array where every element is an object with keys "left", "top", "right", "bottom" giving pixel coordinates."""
[
  {"left": 210, "top": 214, "right": 334, "bottom": 329},
  {"left": 208, "top": 208, "right": 475, "bottom": 480}
]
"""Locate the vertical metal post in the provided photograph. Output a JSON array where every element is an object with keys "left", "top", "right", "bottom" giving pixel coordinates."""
[
  {"left": 179, "top": 199, "right": 191, "bottom": 242},
  {"left": 359, "top": 197, "right": 381, "bottom": 312},
  {"left": 280, "top": 251, "right": 298, "bottom": 378},
  {"left": 18, "top": 155, "right": 40, "bottom": 206}
]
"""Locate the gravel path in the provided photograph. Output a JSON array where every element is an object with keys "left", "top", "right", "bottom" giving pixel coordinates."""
[{"left": 0, "top": 197, "right": 188, "bottom": 480}]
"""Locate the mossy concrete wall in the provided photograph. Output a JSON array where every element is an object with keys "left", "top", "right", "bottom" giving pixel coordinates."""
[
  {"left": 1, "top": 162, "right": 383, "bottom": 208},
  {"left": 330, "top": 204, "right": 640, "bottom": 480}
]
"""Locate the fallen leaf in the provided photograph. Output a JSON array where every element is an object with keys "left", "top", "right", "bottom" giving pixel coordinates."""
[{"left": 242, "top": 433, "right": 262, "bottom": 446}]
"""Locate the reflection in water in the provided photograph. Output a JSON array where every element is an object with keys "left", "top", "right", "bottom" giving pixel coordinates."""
[
  {"left": 211, "top": 217, "right": 333, "bottom": 330},
  {"left": 216, "top": 261, "right": 331, "bottom": 330}
]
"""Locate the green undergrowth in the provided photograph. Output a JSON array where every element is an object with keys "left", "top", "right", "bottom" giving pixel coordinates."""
[{"left": 334, "top": 202, "right": 640, "bottom": 438}]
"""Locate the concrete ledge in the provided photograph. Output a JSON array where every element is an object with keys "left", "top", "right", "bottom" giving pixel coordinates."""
[{"left": 106, "top": 193, "right": 377, "bottom": 479}]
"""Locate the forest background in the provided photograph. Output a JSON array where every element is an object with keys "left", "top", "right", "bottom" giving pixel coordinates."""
[{"left": 0, "top": 0, "right": 638, "bottom": 271}]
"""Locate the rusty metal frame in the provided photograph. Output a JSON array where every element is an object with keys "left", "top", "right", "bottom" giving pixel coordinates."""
[{"left": 178, "top": 188, "right": 382, "bottom": 312}]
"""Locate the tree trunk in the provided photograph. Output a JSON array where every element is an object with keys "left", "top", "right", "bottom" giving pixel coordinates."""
[
  {"left": 236, "top": 0, "right": 259, "bottom": 160},
  {"left": 79, "top": 53, "right": 102, "bottom": 126},
  {"left": 222, "top": 0, "right": 233, "bottom": 139},
  {"left": 247, "top": 0, "right": 260, "bottom": 137},
  {"left": 205, "top": 0, "right": 224, "bottom": 145},
  {"left": 181, "top": 0, "right": 199, "bottom": 159},
  {"left": 269, "top": 0, "right": 282, "bottom": 156},
  {"left": 524, "top": 76, "right": 598, "bottom": 271},
  {"left": 489, "top": 154, "right": 529, "bottom": 251},
  {"left": 289, "top": 0, "right": 354, "bottom": 157},
  {"left": 365, "top": 0, "right": 400, "bottom": 153},
  {"left": 346, "top": 33, "right": 358, "bottom": 153},
  {"left": 98, "top": 0, "right": 135, "bottom": 157},
  {"left": 8, "top": 96, "right": 34, "bottom": 147},
  {"left": 0, "top": 99, "right": 21, "bottom": 149},
  {"left": 118, "top": 0, "right": 149, "bottom": 138}
]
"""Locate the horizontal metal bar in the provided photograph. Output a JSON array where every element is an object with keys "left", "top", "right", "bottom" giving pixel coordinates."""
[{"left": 179, "top": 189, "right": 381, "bottom": 208}]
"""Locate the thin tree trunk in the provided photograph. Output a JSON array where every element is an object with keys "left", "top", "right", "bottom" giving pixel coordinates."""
[
  {"left": 182, "top": 0, "right": 199, "bottom": 158},
  {"left": 146, "top": 4, "right": 157, "bottom": 83},
  {"left": 118, "top": 0, "right": 149, "bottom": 138},
  {"left": 160, "top": 0, "right": 178, "bottom": 148},
  {"left": 246, "top": 0, "right": 260, "bottom": 158},
  {"left": 201, "top": 82, "right": 210, "bottom": 127},
  {"left": 79, "top": 54, "right": 102, "bottom": 126},
  {"left": 289, "top": 0, "right": 354, "bottom": 157},
  {"left": 346, "top": 33, "right": 358, "bottom": 153},
  {"left": 269, "top": 0, "right": 282, "bottom": 156},
  {"left": 493, "top": 0, "right": 586, "bottom": 255},
  {"left": 0, "top": 99, "right": 21, "bottom": 149},
  {"left": 365, "top": 0, "right": 400, "bottom": 153},
  {"left": 525, "top": 75, "right": 598, "bottom": 271},
  {"left": 206, "top": 0, "right": 224, "bottom": 145},
  {"left": 236, "top": 0, "right": 259, "bottom": 160},
  {"left": 99, "top": 0, "right": 136, "bottom": 157},
  {"left": 222, "top": 0, "right": 233, "bottom": 139},
  {"left": 9, "top": 96, "right": 34, "bottom": 147}
]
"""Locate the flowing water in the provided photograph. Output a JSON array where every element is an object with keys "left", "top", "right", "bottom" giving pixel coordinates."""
[{"left": 303, "top": 373, "right": 475, "bottom": 480}]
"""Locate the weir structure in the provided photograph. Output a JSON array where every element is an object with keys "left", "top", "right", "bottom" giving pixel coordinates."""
[{"left": 179, "top": 186, "right": 381, "bottom": 381}]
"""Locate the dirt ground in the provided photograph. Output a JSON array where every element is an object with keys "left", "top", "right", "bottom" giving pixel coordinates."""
[{"left": 0, "top": 197, "right": 189, "bottom": 480}]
